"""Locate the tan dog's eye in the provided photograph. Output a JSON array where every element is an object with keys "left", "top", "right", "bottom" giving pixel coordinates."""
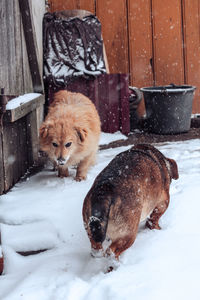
[
  {"left": 52, "top": 142, "right": 58, "bottom": 147},
  {"left": 65, "top": 142, "right": 72, "bottom": 148}
]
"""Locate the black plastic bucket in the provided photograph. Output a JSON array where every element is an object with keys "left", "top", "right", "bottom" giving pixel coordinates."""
[{"left": 141, "top": 84, "right": 196, "bottom": 134}]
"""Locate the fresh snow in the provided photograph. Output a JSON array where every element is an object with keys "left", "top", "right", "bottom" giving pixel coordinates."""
[
  {"left": 0, "top": 137, "right": 200, "bottom": 300},
  {"left": 99, "top": 131, "right": 127, "bottom": 145},
  {"left": 6, "top": 94, "right": 41, "bottom": 110}
]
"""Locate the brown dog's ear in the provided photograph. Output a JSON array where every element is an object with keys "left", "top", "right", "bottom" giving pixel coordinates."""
[
  {"left": 75, "top": 127, "right": 88, "bottom": 142},
  {"left": 39, "top": 121, "right": 53, "bottom": 139},
  {"left": 166, "top": 158, "right": 179, "bottom": 180}
]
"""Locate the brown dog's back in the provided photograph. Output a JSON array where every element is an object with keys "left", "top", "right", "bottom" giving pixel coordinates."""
[{"left": 82, "top": 144, "right": 178, "bottom": 259}]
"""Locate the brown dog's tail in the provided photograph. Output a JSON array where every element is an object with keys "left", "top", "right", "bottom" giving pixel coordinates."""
[
  {"left": 89, "top": 217, "right": 105, "bottom": 243},
  {"left": 88, "top": 181, "right": 114, "bottom": 243}
]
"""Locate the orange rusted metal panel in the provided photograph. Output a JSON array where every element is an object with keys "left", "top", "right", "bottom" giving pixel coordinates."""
[
  {"left": 96, "top": 0, "right": 129, "bottom": 74},
  {"left": 128, "top": 0, "right": 153, "bottom": 115},
  {"left": 182, "top": 0, "right": 200, "bottom": 113},
  {"left": 152, "top": 0, "right": 185, "bottom": 85}
]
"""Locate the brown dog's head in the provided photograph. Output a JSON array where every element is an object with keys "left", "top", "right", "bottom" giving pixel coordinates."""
[{"left": 39, "top": 119, "right": 88, "bottom": 166}]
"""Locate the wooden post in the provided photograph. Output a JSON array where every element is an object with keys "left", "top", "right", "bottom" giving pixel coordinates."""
[
  {"left": 0, "top": 95, "right": 45, "bottom": 194},
  {"left": 18, "top": 0, "right": 43, "bottom": 93},
  {"left": 181, "top": 0, "right": 200, "bottom": 113},
  {"left": 151, "top": 0, "right": 184, "bottom": 85},
  {"left": 0, "top": 133, "right": 4, "bottom": 195},
  {"left": 26, "top": 110, "right": 39, "bottom": 165},
  {"left": 0, "top": 231, "right": 3, "bottom": 275}
]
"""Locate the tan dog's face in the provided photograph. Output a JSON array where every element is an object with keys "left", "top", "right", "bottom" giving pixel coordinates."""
[{"left": 39, "top": 120, "right": 87, "bottom": 166}]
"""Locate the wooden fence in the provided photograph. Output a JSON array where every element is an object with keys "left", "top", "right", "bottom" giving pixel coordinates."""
[
  {"left": 0, "top": 0, "right": 45, "bottom": 195},
  {"left": 0, "top": 0, "right": 44, "bottom": 95},
  {"left": 48, "top": 0, "right": 200, "bottom": 114},
  {"left": 47, "top": 74, "right": 130, "bottom": 134},
  {"left": 0, "top": 0, "right": 32, "bottom": 95}
]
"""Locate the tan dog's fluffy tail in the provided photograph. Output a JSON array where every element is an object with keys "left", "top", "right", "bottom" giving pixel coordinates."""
[{"left": 88, "top": 181, "right": 114, "bottom": 243}]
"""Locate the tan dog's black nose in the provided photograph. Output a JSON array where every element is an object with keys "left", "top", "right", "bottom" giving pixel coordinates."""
[{"left": 57, "top": 157, "right": 66, "bottom": 165}]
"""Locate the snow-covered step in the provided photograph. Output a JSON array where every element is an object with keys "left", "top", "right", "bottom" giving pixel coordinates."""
[{"left": 0, "top": 221, "right": 60, "bottom": 254}]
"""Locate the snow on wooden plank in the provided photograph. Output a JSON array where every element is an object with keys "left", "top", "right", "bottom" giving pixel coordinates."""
[{"left": 5, "top": 94, "right": 45, "bottom": 123}]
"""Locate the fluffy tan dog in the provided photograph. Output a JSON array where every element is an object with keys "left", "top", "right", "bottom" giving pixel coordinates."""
[
  {"left": 83, "top": 144, "right": 179, "bottom": 261},
  {"left": 39, "top": 90, "right": 101, "bottom": 181}
]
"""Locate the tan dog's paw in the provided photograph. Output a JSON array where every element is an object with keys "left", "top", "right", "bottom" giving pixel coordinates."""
[
  {"left": 75, "top": 175, "right": 86, "bottom": 181},
  {"left": 58, "top": 167, "right": 69, "bottom": 178}
]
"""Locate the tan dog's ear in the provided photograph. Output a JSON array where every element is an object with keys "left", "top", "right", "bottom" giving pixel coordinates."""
[
  {"left": 166, "top": 158, "right": 179, "bottom": 180},
  {"left": 39, "top": 121, "right": 53, "bottom": 139},
  {"left": 75, "top": 127, "right": 88, "bottom": 142}
]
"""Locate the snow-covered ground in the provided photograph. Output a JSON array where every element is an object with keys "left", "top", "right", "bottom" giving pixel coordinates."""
[{"left": 0, "top": 134, "right": 200, "bottom": 300}]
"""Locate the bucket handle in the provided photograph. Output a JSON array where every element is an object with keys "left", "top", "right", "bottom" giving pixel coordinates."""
[{"left": 161, "top": 83, "right": 176, "bottom": 94}]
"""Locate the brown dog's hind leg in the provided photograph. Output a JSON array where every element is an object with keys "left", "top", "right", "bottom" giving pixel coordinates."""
[
  {"left": 146, "top": 198, "right": 169, "bottom": 230},
  {"left": 108, "top": 234, "right": 138, "bottom": 261}
]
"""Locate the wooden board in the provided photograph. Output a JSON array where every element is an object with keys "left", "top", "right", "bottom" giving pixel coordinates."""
[
  {"left": 19, "top": 0, "right": 43, "bottom": 94},
  {"left": 152, "top": 0, "right": 185, "bottom": 85},
  {"left": 26, "top": 110, "right": 40, "bottom": 166},
  {"left": 49, "top": 0, "right": 95, "bottom": 13},
  {"left": 0, "top": 0, "right": 21, "bottom": 95},
  {"left": 0, "top": 133, "right": 4, "bottom": 194},
  {"left": 97, "top": 74, "right": 130, "bottom": 134},
  {"left": 0, "top": 97, "right": 44, "bottom": 195},
  {"left": 128, "top": 0, "right": 154, "bottom": 115},
  {"left": 2, "top": 117, "right": 29, "bottom": 192},
  {"left": 17, "top": 117, "right": 28, "bottom": 178},
  {"left": 96, "top": 0, "right": 129, "bottom": 74},
  {"left": 0, "top": 256, "right": 3, "bottom": 275},
  {"left": 48, "top": 0, "right": 200, "bottom": 114},
  {"left": 3, "top": 121, "right": 22, "bottom": 191},
  {"left": 0, "top": 255, "right": 3, "bottom": 275},
  {"left": 119, "top": 74, "right": 130, "bottom": 134},
  {"left": 2, "top": 105, "right": 42, "bottom": 193},
  {"left": 21, "top": 14, "right": 34, "bottom": 94},
  {"left": 4, "top": 95, "right": 45, "bottom": 123},
  {"left": 48, "top": 74, "right": 130, "bottom": 134},
  {"left": 0, "top": 0, "right": 33, "bottom": 95},
  {"left": 0, "top": 236, "right": 3, "bottom": 275},
  {"left": 182, "top": 0, "right": 200, "bottom": 113}
]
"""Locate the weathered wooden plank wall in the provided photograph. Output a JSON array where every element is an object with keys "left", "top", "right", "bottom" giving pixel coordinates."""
[
  {"left": 0, "top": 134, "right": 4, "bottom": 195},
  {"left": 2, "top": 118, "right": 28, "bottom": 191},
  {"left": 182, "top": 0, "right": 200, "bottom": 113},
  {"left": 0, "top": 0, "right": 45, "bottom": 195},
  {"left": 152, "top": 0, "right": 185, "bottom": 85},
  {"left": 0, "top": 0, "right": 33, "bottom": 95},
  {"left": 128, "top": 0, "right": 153, "bottom": 114},
  {"left": 0, "top": 0, "right": 45, "bottom": 95},
  {"left": 96, "top": 0, "right": 129, "bottom": 74},
  {"left": 48, "top": 74, "right": 130, "bottom": 134},
  {"left": 49, "top": 0, "right": 200, "bottom": 114}
]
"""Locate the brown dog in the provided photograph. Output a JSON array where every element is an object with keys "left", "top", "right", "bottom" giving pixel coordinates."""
[
  {"left": 82, "top": 144, "right": 178, "bottom": 260},
  {"left": 39, "top": 90, "right": 101, "bottom": 181}
]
